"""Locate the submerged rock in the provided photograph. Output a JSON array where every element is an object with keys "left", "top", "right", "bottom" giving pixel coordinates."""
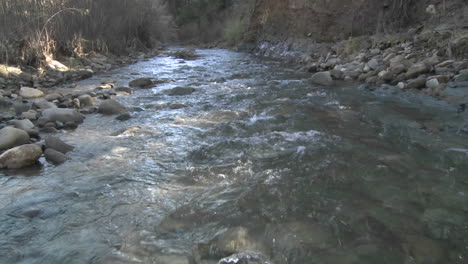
[
  {"left": 44, "top": 148, "right": 69, "bottom": 165},
  {"left": 0, "top": 127, "right": 30, "bottom": 151},
  {"left": 129, "top": 77, "right": 153, "bottom": 88},
  {"left": 0, "top": 144, "right": 42, "bottom": 169},
  {"left": 166, "top": 86, "right": 196, "bottom": 96}
]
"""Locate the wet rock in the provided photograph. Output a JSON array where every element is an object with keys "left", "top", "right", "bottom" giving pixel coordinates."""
[
  {"left": 114, "top": 87, "right": 134, "bottom": 94},
  {"left": 41, "top": 108, "right": 85, "bottom": 124},
  {"left": 0, "top": 144, "right": 42, "bottom": 169},
  {"left": 406, "top": 63, "right": 430, "bottom": 79},
  {"left": 78, "top": 94, "right": 94, "bottom": 107},
  {"left": 199, "top": 227, "right": 268, "bottom": 260},
  {"left": 171, "top": 49, "right": 198, "bottom": 60},
  {"left": 19, "top": 87, "right": 44, "bottom": 99},
  {"left": 218, "top": 253, "right": 269, "bottom": 264},
  {"left": 98, "top": 99, "right": 127, "bottom": 115},
  {"left": 115, "top": 113, "right": 131, "bottom": 121},
  {"left": 63, "top": 122, "right": 78, "bottom": 130},
  {"left": 95, "top": 84, "right": 113, "bottom": 90},
  {"left": 45, "top": 136, "right": 74, "bottom": 154},
  {"left": 12, "top": 119, "right": 34, "bottom": 130},
  {"left": 311, "top": 71, "right": 333, "bottom": 86},
  {"left": 129, "top": 77, "right": 153, "bottom": 88},
  {"left": 166, "top": 86, "right": 196, "bottom": 96},
  {"left": 0, "top": 127, "right": 30, "bottom": 151},
  {"left": 44, "top": 148, "right": 69, "bottom": 165}
]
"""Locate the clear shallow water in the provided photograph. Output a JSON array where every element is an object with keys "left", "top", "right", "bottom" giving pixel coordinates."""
[{"left": 1, "top": 49, "right": 468, "bottom": 264}]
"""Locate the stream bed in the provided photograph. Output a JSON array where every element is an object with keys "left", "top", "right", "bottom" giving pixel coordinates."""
[{"left": 1, "top": 48, "right": 468, "bottom": 264}]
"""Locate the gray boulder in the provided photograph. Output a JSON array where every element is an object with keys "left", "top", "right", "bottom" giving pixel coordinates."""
[
  {"left": 367, "top": 59, "right": 379, "bottom": 70},
  {"left": 0, "top": 127, "right": 30, "bottom": 151},
  {"left": 78, "top": 94, "right": 94, "bottom": 107},
  {"left": 129, "top": 77, "right": 153, "bottom": 88},
  {"left": 20, "top": 87, "right": 44, "bottom": 99},
  {"left": 166, "top": 87, "right": 196, "bottom": 96},
  {"left": 12, "top": 119, "right": 34, "bottom": 130},
  {"left": 44, "top": 148, "right": 69, "bottom": 165},
  {"left": 45, "top": 136, "right": 74, "bottom": 154},
  {"left": 41, "top": 108, "right": 85, "bottom": 124},
  {"left": 0, "top": 144, "right": 42, "bottom": 169},
  {"left": 311, "top": 71, "right": 333, "bottom": 86},
  {"left": 98, "top": 99, "right": 127, "bottom": 115}
]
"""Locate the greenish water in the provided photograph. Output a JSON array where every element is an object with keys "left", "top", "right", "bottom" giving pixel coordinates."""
[{"left": 0, "top": 49, "right": 467, "bottom": 264}]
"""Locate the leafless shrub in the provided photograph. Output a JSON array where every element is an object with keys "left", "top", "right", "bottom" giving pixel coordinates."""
[{"left": 0, "top": 0, "right": 176, "bottom": 66}]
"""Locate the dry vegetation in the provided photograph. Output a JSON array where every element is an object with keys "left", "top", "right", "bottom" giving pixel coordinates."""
[{"left": 0, "top": 0, "right": 175, "bottom": 66}]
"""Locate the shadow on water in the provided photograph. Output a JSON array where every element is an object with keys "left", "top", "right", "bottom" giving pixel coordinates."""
[{"left": 1, "top": 48, "right": 468, "bottom": 264}]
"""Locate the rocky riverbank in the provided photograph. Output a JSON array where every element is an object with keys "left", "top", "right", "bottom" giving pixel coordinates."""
[
  {"left": 252, "top": 28, "right": 468, "bottom": 109},
  {"left": 0, "top": 48, "right": 178, "bottom": 170}
]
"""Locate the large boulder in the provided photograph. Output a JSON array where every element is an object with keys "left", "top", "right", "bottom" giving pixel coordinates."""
[
  {"left": 129, "top": 77, "right": 153, "bottom": 88},
  {"left": 166, "top": 87, "right": 196, "bottom": 96},
  {"left": 12, "top": 119, "right": 34, "bottom": 130},
  {"left": 41, "top": 108, "right": 85, "bottom": 124},
  {"left": 44, "top": 148, "right": 69, "bottom": 165},
  {"left": 0, "top": 144, "right": 42, "bottom": 169},
  {"left": 311, "top": 71, "right": 333, "bottom": 86},
  {"left": 0, "top": 127, "right": 30, "bottom": 151},
  {"left": 45, "top": 136, "right": 74, "bottom": 153},
  {"left": 98, "top": 99, "right": 127, "bottom": 115},
  {"left": 19, "top": 87, "right": 44, "bottom": 99}
]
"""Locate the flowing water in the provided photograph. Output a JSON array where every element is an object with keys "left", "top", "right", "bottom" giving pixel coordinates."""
[{"left": 1, "top": 49, "right": 468, "bottom": 264}]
